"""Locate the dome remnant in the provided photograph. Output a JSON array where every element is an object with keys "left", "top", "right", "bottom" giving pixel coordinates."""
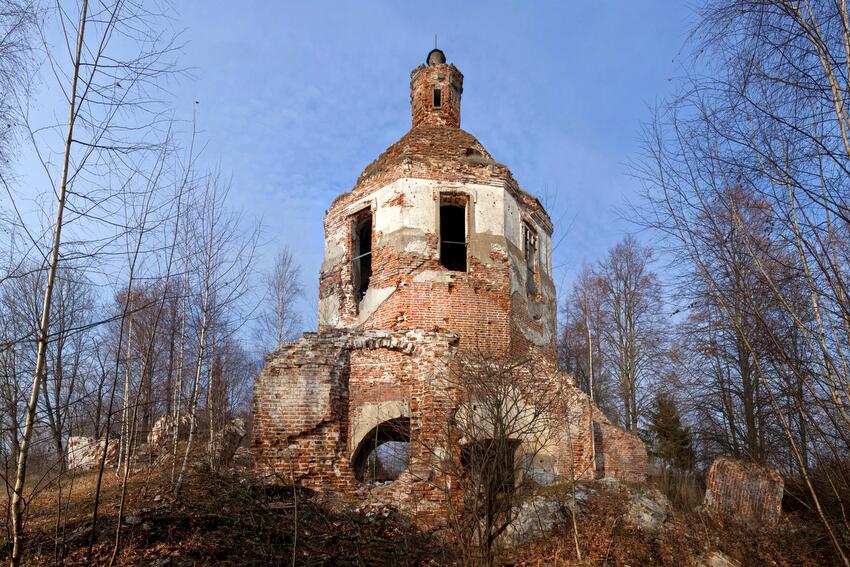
[{"left": 426, "top": 48, "right": 446, "bottom": 66}]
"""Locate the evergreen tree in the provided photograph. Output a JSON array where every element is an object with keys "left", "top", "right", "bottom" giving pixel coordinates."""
[{"left": 647, "top": 393, "right": 695, "bottom": 470}]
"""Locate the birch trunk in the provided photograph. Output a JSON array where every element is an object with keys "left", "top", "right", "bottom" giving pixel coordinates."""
[{"left": 9, "top": 2, "right": 88, "bottom": 564}]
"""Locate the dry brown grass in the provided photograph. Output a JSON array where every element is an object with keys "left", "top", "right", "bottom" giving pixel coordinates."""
[
  {"left": 4, "top": 465, "right": 842, "bottom": 566},
  {"left": 650, "top": 467, "right": 704, "bottom": 513},
  {"left": 503, "top": 482, "right": 840, "bottom": 567},
  {"left": 4, "top": 461, "right": 449, "bottom": 566}
]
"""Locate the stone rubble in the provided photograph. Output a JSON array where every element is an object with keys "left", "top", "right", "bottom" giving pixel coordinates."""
[{"left": 66, "top": 436, "right": 119, "bottom": 470}]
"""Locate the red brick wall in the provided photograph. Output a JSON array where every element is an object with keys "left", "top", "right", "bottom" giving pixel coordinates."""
[
  {"left": 253, "top": 329, "right": 459, "bottom": 509},
  {"left": 703, "top": 457, "right": 784, "bottom": 526},
  {"left": 252, "top": 332, "right": 354, "bottom": 491},
  {"left": 410, "top": 63, "right": 463, "bottom": 128},
  {"left": 592, "top": 419, "right": 648, "bottom": 484}
]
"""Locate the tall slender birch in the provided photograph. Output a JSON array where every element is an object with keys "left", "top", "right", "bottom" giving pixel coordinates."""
[{"left": 8, "top": 2, "right": 87, "bottom": 564}]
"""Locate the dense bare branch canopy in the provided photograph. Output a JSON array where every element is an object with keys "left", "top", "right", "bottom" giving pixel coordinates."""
[{"left": 636, "top": 0, "right": 850, "bottom": 562}]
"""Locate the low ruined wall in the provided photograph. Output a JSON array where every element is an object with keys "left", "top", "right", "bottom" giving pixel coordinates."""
[
  {"left": 593, "top": 420, "right": 648, "bottom": 483},
  {"left": 67, "top": 436, "right": 118, "bottom": 470},
  {"left": 253, "top": 331, "right": 353, "bottom": 490},
  {"left": 703, "top": 457, "right": 783, "bottom": 526},
  {"left": 253, "top": 328, "right": 457, "bottom": 502},
  {"left": 550, "top": 382, "right": 596, "bottom": 482},
  {"left": 253, "top": 327, "right": 649, "bottom": 526}
]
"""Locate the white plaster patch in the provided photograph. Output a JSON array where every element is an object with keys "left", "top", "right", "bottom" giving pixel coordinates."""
[
  {"left": 366, "top": 178, "right": 507, "bottom": 240},
  {"left": 473, "top": 184, "right": 506, "bottom": 235},
  {"left": 374, "top": 179, "right": 438, "bottom": 235},
  {"left": 412, "top": 270, "right": 455, "bottom": 284},
  {"left": 404, "top": 240, "right": 427, "bottom": 254},
  {"left": 355, "top": 286, "right": 396, "bottom": 326},
  {"left": 318, "top": 294, "right": 341, "bottom": 327},
  {"left": 503, "top": 192, "right": 522, "bottom": 250},
  {"left": 322, "top": 236, "right": 346, "bottom": 272},
  {"left": 350, "top": 400, "right": 410, "bottom": 457}
]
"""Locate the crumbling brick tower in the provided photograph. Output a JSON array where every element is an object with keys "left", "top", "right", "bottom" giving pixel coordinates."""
[{"left": 253, "top": 49, "right": 646, "bottom": 517}]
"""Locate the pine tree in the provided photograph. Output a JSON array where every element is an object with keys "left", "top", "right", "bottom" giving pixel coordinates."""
[{"left": 647, "top": 393, "right": 695, "bottom": 470}]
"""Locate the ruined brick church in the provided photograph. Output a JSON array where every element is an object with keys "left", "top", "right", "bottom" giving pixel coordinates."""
[{"left": 253, "top": 49, "right": 646, "bottom": 518}]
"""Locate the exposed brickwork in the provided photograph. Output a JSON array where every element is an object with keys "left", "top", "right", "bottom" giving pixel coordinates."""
[
  {"left": 253, "top": 329, "right": 457, "bottom": 501},
  {"left": 411, "top": 62, "right": 463, "bottom": 128},
  {"left": 703, "top": 457, "right": 784, "bottom": 526},
  {"left": 67, "top": 436, "right": 118, "bottom": 470},
  {"left": 592, "top": 418, "right": 648, "bottom": 483},
  {"left": 253, "top": 50, "right": 647, "bottom": 524}
]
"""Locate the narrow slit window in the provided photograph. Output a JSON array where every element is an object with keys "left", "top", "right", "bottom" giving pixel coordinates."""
[
  {"left": 433, "top": 88, "right": 442, "bottom": 108},
  {"left": 440, "top": 200, "right": 467, "bottom": 272},
  {"left": 524, "top": 222, "right": 538, "bottom": 295},
  {"left": 352, "top": 213, "right": 372, "bottom": 302}
]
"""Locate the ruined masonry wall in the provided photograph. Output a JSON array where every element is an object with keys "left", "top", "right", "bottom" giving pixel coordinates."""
[
  {"left": 592, "top": 419, "right": 648, "bottom": 484},
  {"left": 253, "top": 328, "right": 457, "bottom": 510},
  {"left": 319, "top": 177, "right": 556, "bottom": 358},
  {"left": 703, "top": 457, "right": 784, "bottom": 526}
]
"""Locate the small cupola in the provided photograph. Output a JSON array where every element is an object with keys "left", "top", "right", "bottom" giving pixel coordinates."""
[{"left": 410, "top": 48, "right": 463, "bottom": 128}]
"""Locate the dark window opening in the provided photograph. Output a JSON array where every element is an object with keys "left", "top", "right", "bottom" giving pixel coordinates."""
[
  {"left": 433, "top": 88, "right": 442, "bottom": 108},
  {"left": 352, "top": 417, "right": 411, "bottom": 482},
  {"left": 352, "top": 213, "right": 372, "bottom": 303},
  {"left": 461, "top": 438, "right": 521, "bottom": 511},
  {"left": 440, "top": 202, "right": 467, "bottom": 272},
  {"left": 524, "top": 223, "right": 538, "bottom": 296}
]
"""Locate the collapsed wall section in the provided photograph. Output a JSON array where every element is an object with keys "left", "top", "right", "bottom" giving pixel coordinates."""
[
  {"left": 253, "top": 327, "right": 647, "bottom": 521},
  {"left": 252, "top": 331, "right": 353, "bottom": 491},
  {"left": 592, "top": 419, "right": 648, "bottom": 483},
  {"left": 252, "top": 328, "right": 458, "bottom": 505},
  {"left": 703, "top": 457, "right": 784, "bottom": 526}
]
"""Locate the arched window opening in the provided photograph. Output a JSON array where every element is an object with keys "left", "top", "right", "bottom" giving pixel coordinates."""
[{"left": 352, "top": 417, "right": 411, "bottom": 482}]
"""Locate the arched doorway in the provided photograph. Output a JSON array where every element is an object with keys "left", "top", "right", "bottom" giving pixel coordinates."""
[{"left": 351, "top": 417, "right": 411, "bottom": 482}]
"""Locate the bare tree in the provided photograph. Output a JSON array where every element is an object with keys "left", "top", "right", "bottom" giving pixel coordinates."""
[
  {"left": 0, "top": 0, "right": 36, "bottom": 172},
  {"left": 429, "top": 351, "right": 563, "bottom": 566},
  {"left": 174, "top": 172, "right": 257, "bottom": 494},
  {"left": 559, "top": 264, "right": 614, "bottom": 414},
  {"left": 596, "top": 236, "right": 666, "bottom": 433},
  {"left": 638, "top": 1, "right": 850, "bottom": 562},
  {"left": 255, "top": 247, "right": 303, "bottom": 353},
  {"left": 1, "top": 264, "right": 94, "bottom": 465},
  {"left": 2, "top": 0, "right": 179, "bottom": 562}
]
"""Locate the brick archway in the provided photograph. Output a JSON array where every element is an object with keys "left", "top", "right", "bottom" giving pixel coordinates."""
[{"left": 351, "top": 417, "right": 411, "bottom": 482}]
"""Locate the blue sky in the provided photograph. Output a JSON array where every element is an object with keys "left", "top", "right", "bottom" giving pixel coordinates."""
[{"left": 16, "top": 2, "right": 697, "bottom": 331}]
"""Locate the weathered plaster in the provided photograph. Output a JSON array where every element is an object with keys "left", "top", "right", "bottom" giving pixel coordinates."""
[
  {"left": 349, "top": 400, "right": 410, "bottom": 457},
  {"left": 354, "top": 286, "right": 396, "bottom": 326},
  {"left": 254, "top": 52, "right": 647, "bottom": 525}
]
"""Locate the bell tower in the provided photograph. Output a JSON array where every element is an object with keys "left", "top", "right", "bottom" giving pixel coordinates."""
[{"left": 410, "top": 48, "right": 463, "bottom": 128}]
